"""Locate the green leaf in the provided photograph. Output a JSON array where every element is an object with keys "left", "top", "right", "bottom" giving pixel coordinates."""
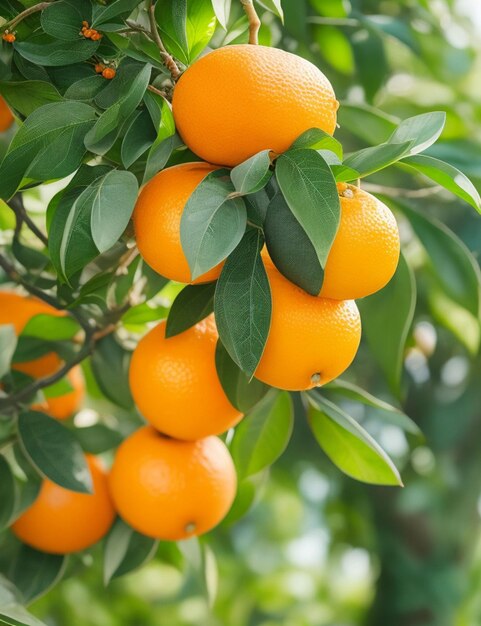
[
  {"left": 14, "top": 37, "right": 99, "bottom": 67},
  {"left": 166, "top": 283, "right": 215, "bottom": 338},
  {"left": 231, "top": 391, "right": 293, "bottom": 479},
  {"left": 155, "top": 0, "right": 217, "bottom": 65},
  {"left": 0, "top": 325, "right": 17, "bottom": 378},
  {"left": 397, "top": 202, "right": 481, "bottom": 316},
  {"left": 22, "top": 315, "right": 80, "bottom": 341},
  {"left": 64, "top": 76, "right": 106, "bottom": 102},
  {"left": 40, "top": 0, "right": 90, "bottom": 41},
  {"left": 103, "top": 519, "right": 158, "bottom": 584},
  {"left": 142, "top": 92, "right": 179, "bottom": 182},
  {"left": 338, "top": 102, "right": 398, "bottom": 144},
  {"left": 0, "top": 101, "right": 96, "bottom": 200},
  {"left": 89, "top": 170, "right": 139, "bottom": 253},
  {"left": 401, "top": 155, "right": 481, "bottom": 213},
  {"left": 10, "top": 546, "right": 67, "bottom": 604},
  {"left": 291, "top": 127, "right": 343, "bottom": 159},
  {"left": 264, "top": 191, "right": 324, "bottom": 295},
  {"left": 215, "top": 340, "right": 269, "bottom": 413},
  {"left": 275, "top": 149, "right": 340, "bottom": 267},
  {"left": 256, "top": 0, "right": 284, "bottom": 20},
  {"left": 351, "top": 25, "right": 387, "bottom": 102},
  {"left": 343, "top": 141, "right": 412, "bottom": 179},
  {"left": 0, "top": 456, "right": 15, "bottom": 530},
  {"left": 179, "top": 538, "right": 218, "bottom": 608},
  {"left": 91, "top": 335, "right": 134, "bottom": 409},
  {"left": 11, "top": 445, "right": 42, "bottom": 521},
  {"left": 181, "top": 170, "right": 247, "bottom": 280},
  {"left": 0, "top": 604, "right": 47, "bottom": 626},
  {"left": 17, "top": 410, "right": 93, "bottom": 494},
  {"left": 121, "top": 109, "right": 156, "bottom": 168},
  {"left": 74, "top": 424, "right": 124, "bottom": 454},
  {"left": 214, "top": 228, "right": 271, "bottom": 378},
  {"left": 92, "top": 0, "right": 143, "bottom": 26},
  {"left": 211, "top": 0, "right": 232, "bottom": 29},
  {"left": 308, "top": 395, "right": 403, "bottom": 486},
  {"left": 358, "top": 253, "right": 416, "bottom": 397},
  {"left": 388, "top": 112, "right": 446, "bottom": 156},
  {"left": 143, "top": 133, "right": 182, "bottom": 183},
  {"left": 48, "top": 165, "right": 112, "bottom": 282},
  {"left": 322, "top": 380, "right": 422, "bottom": 436},
  {"left": 0, "top": 81, "right": 63, "bottom": 117},
  {"left": 230, "top": 150, "right": 273, "bottom": 195},
  {"left": 84, "top": 63, "right": 151, "bottom": 155}
]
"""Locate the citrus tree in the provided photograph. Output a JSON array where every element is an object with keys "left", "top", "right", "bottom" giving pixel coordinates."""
[{"left": 0, "top": 0, "right": 480, "bottom": 624}]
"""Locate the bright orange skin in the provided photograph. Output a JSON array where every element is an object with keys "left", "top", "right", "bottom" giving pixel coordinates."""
[
  {"left": 172, "top": 45, "right": 339, "bottom": 166},
  {"left": 12, "top": 455, "right": 115, "bottom": 554},
  {"left": 32, "top": 365, "right": 85, "bottom": 420},
  {"left": 255, "top": 263, "right": 361, "bottom": 391},
  {"left": 320, "top": 185, "right": 400, "bottom": 300},
  {"left": 109, "top": 426, "right": 237, "bottom": 541},
  {"left": 133, "top": 162, "right": 223, "bottom": 284},
  {"left": 0, "top": 291, "right": 85, "bottom": 417},
  {"left": 129, "top": 316, "right": 242, "bottom": 440}
]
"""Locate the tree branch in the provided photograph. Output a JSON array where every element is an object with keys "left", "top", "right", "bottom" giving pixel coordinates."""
[
  {"left": 9, "top": 195, "right": 48, "bottom": 247},
  {"left": 240, "top": 0, "right": 261, "bottom": 45},
  {"left": 147, "top": 2, "right": 181, "bottom": 81},
  {"left": 1, "top": 2, "right": 53, "bottom": 32}
]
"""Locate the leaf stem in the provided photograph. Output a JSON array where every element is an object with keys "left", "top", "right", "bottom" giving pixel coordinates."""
[
  {"left": 147, "top": 1, "right": 181, "bottom": 81},
  {"left": 240, "top": 0, "right": 261, "bottom": 45},
  {"left": 1, "top": 1, "right": 53, "bottom": 32}
]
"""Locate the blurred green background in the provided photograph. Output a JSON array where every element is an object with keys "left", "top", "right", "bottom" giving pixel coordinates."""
[{"left": 3, "top": 0, "right": 481, "bottom": 625}]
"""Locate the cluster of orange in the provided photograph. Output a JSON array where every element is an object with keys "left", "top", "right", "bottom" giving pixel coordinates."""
[
  {"left": 95, "top": 63, "right": 116, "bottom": 80},
  {"left": 2, "top": 31, "right": 15, "bottom": 43},
  {"left": 81, "top": 21, "right": 102, "bottom": 42},
  {"left": 6, "top": 44, "right": 401, "bottom": 555}
]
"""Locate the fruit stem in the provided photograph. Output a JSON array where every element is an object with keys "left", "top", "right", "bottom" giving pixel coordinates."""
[
  {"left": 240, "top": 0, "right": 261, "bottom": 45},
  {"left": 147, "top": 1, "right": 181, "bottom": 81}
]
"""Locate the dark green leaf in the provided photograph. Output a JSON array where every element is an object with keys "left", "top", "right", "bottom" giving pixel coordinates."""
[
  {"left": 181, "top": 170, "right": 247, "bottom": 280},
  {"left": 91, "top": 335, "right": 134, "bottom": 409},
  {"left": 166, "top": 283, "right": 216, "bottom": 338},
  {"left": 0, "top": 101, "right": 96, "bottom": 200},
  {"left": 215, "top": 340, "right": 269, "bottom": 413},
  {"left": 343, "top": 141, "right": 412, "bottom": 179},
  {"left": 264, "top": 191, "right": 324, "bottom": 295},
  {"left": 92, "top": 0, "right": 143, "bottom": 26},
  {"left": 0, "top": 456, "right": 15, "bottom": 530},
  {"left": 10, "top": 546, "right": 66, "bottom": 604},
  {"left": 17, "top": 411, "right": 93, "bottom": 493},
  {"left": 41, "top": 0, "right": 89, "bottom": 41},
  {"left": 74, "top": 424, "right": 124, "bottom": 455},
  {"left": 389, "top": 112, "right": 446, "bottom": 156},
  {"left": 308, "top": 395, "right": 403, "bottom": 486},
  {"left": 0, "top": 325, "right": 17, "bottom": 378},
  {"left": 90, "top": 170, "right": 139, "bottom": 253},
  {"left": 402, "top": 155, "right": 481, "bottom": 213},
  {"left": 143, "top": 133, "right": 182, "bottom": 183},
  {"left": 104, "top": 519, "right": 158, "bottom": 584},
  {"left": 0, "top": 81, "right": 63, "bottom": 117},
  {"left": 291, "top": 127, "right": 343, "bottom": 159},
  {"left": 14, "top": 37, "right": 99, "bottom": 67},
  {"left": 121, "top": 109, "right": 156, "bottom": 168},
  {"left": 275, "top": 149, "right": 340, "bottom": 267},
  {"left": 214, "top": 228, "right": 271, "bottom": 378},
  {"left": 358, "top": 253, "right": 416, "bottom": 397},
  {"left": 64, "top": 76, "right": 106, "bottom": 102},
  {"left": 230, "top": 150, "right": 273, "bottom": 195},
  {"left": 155, "top": 0, "right": 217, "bottom": 65},
  {"left": 231, "top": 391, "right": 293, "bottom": 479}
]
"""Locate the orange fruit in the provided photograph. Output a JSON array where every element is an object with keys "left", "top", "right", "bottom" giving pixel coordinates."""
[
  {"left": 129, "top": 316, "right": 242, "bottom": 440},
  {"left": 102, "top": 67, "right": 115, "bottom": 79},
  {"left": 0, "top": 291, "right": 85, "bottom": 417},
  {"left": 133, "top": 162, "right": 222, "bottom": 284},
  {"left": 320, "top": 184, "right": 400, "bottom": 300},
  {"left": 11, "top": 455, "right": 115, "bottom": 554},
  {"left": 109, "top": 426, "right": 237, "bottom": 540},
  {"left": 255, "top": 262, "right": 361, "bottom": 391},
  {"left": 32, "top": 365, "right": 85, "bottom": 420},
  {"left": 172, "top": 44, "right": 339, "bottom": 166}
]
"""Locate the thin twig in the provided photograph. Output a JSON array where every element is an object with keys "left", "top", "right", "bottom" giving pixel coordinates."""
[
  {"left": 361, "top": 182, "right": 445, "bottom": 199},
  {"left": 0, "top": 254, "right": 60, "bottom": 309},
  {"left": 1, "top": 2, "right": 53, "bottom": 32},
  {"left": 240, "top": 0, "right": 261, "bottom": 45},
  {"left": 9, "top": 196, "right": 48, "bottom": 247},
  {"left": 147, "top": 1, "right": 181, "bottom": 80},
  {"left": 147, "top": 84, "right": 169, "bottom": 99}
]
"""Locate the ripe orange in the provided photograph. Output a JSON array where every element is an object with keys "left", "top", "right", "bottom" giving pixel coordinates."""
[
  {"left": 320, "top": 184, "right": 400, "bottom": 300},
  {"left": 11, "top": 455, "right": 115, "bottom": 554},
  {"left": 133, "top": 162, "right": 222, "bottom": 284},
  {"left": 0, "top": 96, "right": 13, "bottom": 132},
  {"left": 0, "top": 291, "right": 85, "bottom": 417},
  {"left": 255, "top": 262, "right": 361, "bottom": 390},
  {"left": 109, "top": 426, "right": 237, "bottom": 540},
  {"left": 129, "top": 316, "right": 242, "bottom": 440},
  {"left": 172, "top": 44, "right": 339, "bottom": 166}
]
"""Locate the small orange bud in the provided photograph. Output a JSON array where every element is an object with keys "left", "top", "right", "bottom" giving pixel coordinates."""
[
  {"left": 102, "top": 68, "right": 116, "bottom": 80},
  {"left": 83, "top": 29, "right": 95, "bottom": 38},
  {"left": 82, "top": 21, "right": 89, "bottom": 27},
  {"left": 95, "top": 63, "right": 105, "bottom": 74},
  {"left": 91, "top": 32, "right": 102, "bottom": 41},
  {"left": 2, "top": 32, "right": 15, "bottom": 43}
]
